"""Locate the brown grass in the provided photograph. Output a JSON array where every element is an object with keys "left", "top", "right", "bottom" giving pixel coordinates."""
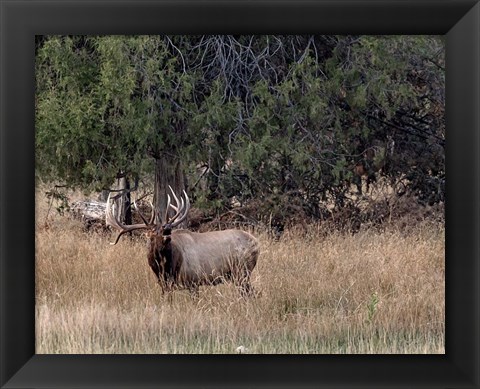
[{"left": 36, "top": 192, "right": 445, "bottom": 354}]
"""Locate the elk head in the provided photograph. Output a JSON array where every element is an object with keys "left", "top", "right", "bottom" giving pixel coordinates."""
[{"left": 105, "top": 185, "right": 190, "bottom": 245}]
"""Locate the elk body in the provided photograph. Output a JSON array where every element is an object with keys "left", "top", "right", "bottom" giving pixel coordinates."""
[{"left": 106, "top": 187, "right": 259, "bottom": 296}]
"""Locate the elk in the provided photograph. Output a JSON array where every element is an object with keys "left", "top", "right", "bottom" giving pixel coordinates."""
[{"left": 106, "top": 186, "right": 259, "bottom": 296}]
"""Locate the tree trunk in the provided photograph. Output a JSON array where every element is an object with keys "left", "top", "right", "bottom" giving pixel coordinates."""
[
  {"left": 98, "top": 190, "right": 110, "bottom": 202},
  {"left": 115, "top": 176, "right": 132, "bottom": 225},
  {"left": 153, "top": 156, "right": 186, "bottom": 226}
]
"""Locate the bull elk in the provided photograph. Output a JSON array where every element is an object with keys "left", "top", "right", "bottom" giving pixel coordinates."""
[{"left": 106, "top": 187, "right": 259, "bottom": 296}]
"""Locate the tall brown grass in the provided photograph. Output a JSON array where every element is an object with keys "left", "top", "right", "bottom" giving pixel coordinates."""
[{"left": 36, "top": 193, "right": 444, "bottom": 354}]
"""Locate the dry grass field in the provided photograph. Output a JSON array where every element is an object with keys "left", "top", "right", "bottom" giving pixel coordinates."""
[{"left": 36, "top": 192, "right": 445, "bottom": 354}]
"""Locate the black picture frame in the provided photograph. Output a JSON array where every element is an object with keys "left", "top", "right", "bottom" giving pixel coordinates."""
[{"left": 1, "top": 0, "right": 478, "bottom": 388}]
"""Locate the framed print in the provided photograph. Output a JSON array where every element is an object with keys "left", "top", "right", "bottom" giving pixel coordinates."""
[{"left": 1, "top": 0, "right": 479, "bottom": 388}]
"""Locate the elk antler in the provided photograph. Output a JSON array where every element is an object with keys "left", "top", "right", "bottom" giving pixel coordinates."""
[
  {"left": 133, "top": 198, "right": 155, "bottom": 225},
  {"left": 106, "top": 192, "right": 154, "bottom": 245},
  {"left": 165, "top": 185, "right": 190, "bottom": 228}
]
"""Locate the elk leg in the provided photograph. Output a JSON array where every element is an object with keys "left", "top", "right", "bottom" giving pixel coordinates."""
[
  {"left": 166, "top": 290, "right": 174, "bottom": 304},
  {"left": 188, "top": 285, "right": 199, "bottom": 299},
  {"left": 240, "top": 282, "right": 253, "bottom": 298},
  {"left": 148, "top": 253, "right": 162, "bottom": 282},
  {"left": 244, "top": 278, "right": 256, "bottom": 297},
  {"left": 234, "top": 271, "right": 254, "bottom": 298}
]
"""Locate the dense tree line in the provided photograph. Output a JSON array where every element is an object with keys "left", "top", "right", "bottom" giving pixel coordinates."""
[{"left": 35, "top": 35, "right": 444, "bottom": 228}]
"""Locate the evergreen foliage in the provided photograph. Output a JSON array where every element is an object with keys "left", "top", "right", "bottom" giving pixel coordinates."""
[{"left": 36, "top": 35, "right": 445, "bottom": 225}]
